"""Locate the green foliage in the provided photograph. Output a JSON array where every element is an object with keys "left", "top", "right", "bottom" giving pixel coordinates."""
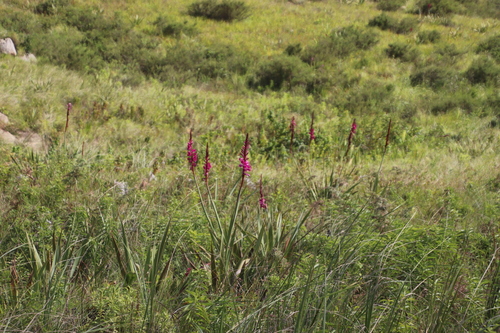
[
  {"left": 302, "top": 25, "right": 378, "bottom": 63},
  {"left": 385, "top": 42, "right": 420, "bottom": 62},
  {"left": 410, "top": 65, "right": 455, "bottom": 90},
  {"left": 465, "top": 56, "right": 500, "bottom": 85},
  {"left": 416, "top": 0, "right": 465, "bottom": 16},
  {"left": 368, "top": 13, "right": 418, "bottom": 34},
  {"left": 376, "top": 0, "right": 405, "bottom": 11},
  {"left": 417, "top": 29, "right": 441, "bottom": 44},
  {"left": 247, "top": 55, "right": 317, "bottom": 92},
  {"left": 477, "top": 34, "right": 500, "bottom": 62},
  {"left": 152, "top": 15, "right": 198, "bottom": 38},
  {"left": 187, "top": 0, "right": 250, "bottom": 22}
]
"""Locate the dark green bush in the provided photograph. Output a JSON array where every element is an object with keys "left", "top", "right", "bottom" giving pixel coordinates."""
[
  {"left": 152, "top": 16, "right": 198, "bottom": 38},
  {"left": 369, "top": 13, "right": 418, "bottom": 35},
  {"left": 302, "top": 26, "right": 378, "bottom": 63},
  {"left": 477, "top": 35, "right": 500, "bottom": 62},
  {"left": 187, "top": 0, "right": 250, "bottom": 22},
  {"left": 385, "top": 42, "right": 420, "bottom": 62},
  {"left": 284, "top": 43, "right": 303, "bottom": 56},
  {"left": 336, "top": 80, "right": 395, "bottom": 114},
  {"left": 141, "top": 44, "right": 250, "bottom": 85},
  {"left": 465, "top": 57, "right": 500, "bottom": 85},
  {"left": 368, "top": 13, "right": 397, "bottom": 31},
  {"left": 410, "top": 65, "right": 454, "bottom": 90},
  {"left": 417, "top": 30, "right": 441, "bottom": 44},
  {"left": 430, "top": 94, "right": 478, "bottom": 114},
  {"left": 247, "top": 55, "right": 317, "bottom": 92},
  {"left": 377, "top": 0, "right": 405, "bottom": 11},
  {"left": 33, "top": 0, "right": 68, "bottom": 15},
  {"left": 416, "top": 0, "right": 465, "bottom": 16}
]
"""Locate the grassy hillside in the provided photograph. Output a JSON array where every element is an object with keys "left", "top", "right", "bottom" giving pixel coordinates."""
[{"left": 1, "top": 0, "right": 500, "bottom": 331}]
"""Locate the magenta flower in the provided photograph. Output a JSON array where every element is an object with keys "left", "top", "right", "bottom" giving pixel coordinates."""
[
  {"left": 289, "top": 116, "right": 296, "bottom": 154},
  {"left": 239, "top": 134, "right": 251, "bottom": 178},
  {"left": 203, "top": 142, "right": 212, "bottom": 183},
  {"left": 187, "top": 131, "right": 198, "bottom": 172},
  {"left": 259, "top": 175, "right": 268, "bottom": 210},
  {"left": 345, "top": 119, "right": 357, "bottom": 157},
  {"left": 309, "top": 113, "right": 316, "bottom": 143}
]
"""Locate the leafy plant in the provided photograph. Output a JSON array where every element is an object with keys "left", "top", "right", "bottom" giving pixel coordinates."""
[
  {"left": 417, "top": 30, "right": 441, "bottom": 44},
  {"left": 187, "top": 0, "right": 250, "bottom": 22},
  {"left": 385, "top": 42, "right": 420, "bottom": 62}
]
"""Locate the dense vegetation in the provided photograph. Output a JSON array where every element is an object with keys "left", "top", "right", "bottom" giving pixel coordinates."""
[{"left": 1, "top": 0, "right": 500, "bottom": 331}]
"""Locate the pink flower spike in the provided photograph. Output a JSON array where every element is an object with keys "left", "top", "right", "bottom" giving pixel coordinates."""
[
  {"left": 289, "top": 116, "right": 296, "bottom": 133},
  {"left": 259, "top": 175, "right": 268, "bottom": 210},
  {"left": 203, "top": 142, "right": 212, "bottom": 183},
  {"left": 309, "top": 113, "right": 316, "bottom": 143},
  {"left": 239, "top": 134, "right": 251, "bottom": 178},
  {"left": 187, "top": 131, "right": 198, "bottom": 172}
]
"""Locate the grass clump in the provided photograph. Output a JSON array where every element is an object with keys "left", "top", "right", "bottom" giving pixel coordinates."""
[
  {"left": 187, "top": 0, "right": 250, "bottom": 22},
  {"left": 410, "top": 65, "right": 454, "bottom": 90},
  {"left": 477, "top": 34, "right": 500, "bottom": 62},
  {"left": 415, "top": 0, "right": 465, "bottom": 16},
  {"left": 152, "top": 16, "right": 198, "bottom": 38},
  {"left": 417, "top": 29, "right": 441, "bottom": 44},
  {"left": 301, "top": 25, "right": 378, "bottom": 63},
  {"left": 247, "top": 55, "right": 317, "bottom": 92},
  {"left": 465, "top": 56, "right": 500, "bottom": 85},
  {"left": 385, "top": 42, "right": 420, "bottom": 62},
  {"left": 376, "top": 0, "right": 405, "bottom": 11},
  {"left": 368, "top": 13, "right": 418, "bottom": 35}
]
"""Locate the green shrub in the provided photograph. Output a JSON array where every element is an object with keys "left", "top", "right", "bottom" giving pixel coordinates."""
[
  {"left": 417, "top": 30, "right": 441, "bottom": 44},
  {"left": 385, "top": 42, "right": 420, "bottom": 62},
  {"left": 430, "top": 93, "right": 479, "bottom": 114},
  {"left": 33, "top": 0, "right": 68, "bottom": 15},
  {"left": 187, "top": 0, "right": 250, "bottom": 22},
  {"left": 416, "top": 0, "right": 465, "bottom": 16},
  {"left": 302, "top": 26, "right": 378, "bottom": 63},
  {"left": 152, "top": 16, "right": 198, "bottom": 38},
  {"left": 410, "top": 65, "right": 454, "bottom": 90},
  {"left": 284, "top": 43, "right": 303, "bottom": 56},
  {"left": 335, "top": 79, "right": 395, "bottom": 114},
  {"left": 477, "top": 34, "right": 500, "bottom": 62},
  {"left": 465, "top": 57, "right": 500, "bottom": 85},
  {"left": 377, "top": 0, "right": 405, "bottom": 11},
  {"left": 368, "top": 13, "right": 397, "bottom": 31},
  {"left": 247, "top": 55, "right": 317, "bottom": 92},
  {"left": 368, "top": 13, "right": 417, "bottom": 34}
]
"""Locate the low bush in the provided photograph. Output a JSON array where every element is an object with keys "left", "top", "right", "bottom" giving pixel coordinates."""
[
  {"left": 301, "top": 26, "right": 378, "bottom": 63},
  {"left": 368, "top": 13, "right": 418, "bottom": 34},
  {"left": 377, "top": 0, "right": 405, "bottom": 11},
  {"left": 477, "top": 34, "right": 500, "bottom": 62},
  {"left": 247, "top": 55, "right": 317, "bottom": 92},
  {"left": 152, "top": 16, "right": 198, "bottom": 38},
  {"left": 417, "top": 30, "right": 441, "bottom": 44},
  {"left": 385, "top": 42, "right": 420, "bottom": 62},
  {"left": 430, "top": 93, "right": 479, "bottom": 114},
  {"left": 415, "top": 0, "right": 465, "bottom": 16},
  {"left": 410, "top": 65, "right": 454, "bottom": 90},
  {"left": 187, "top": 0, "right": 250, "bottom": 22},
  {"left": 465, "top": 57, "right": 500, "bottom": 85}
]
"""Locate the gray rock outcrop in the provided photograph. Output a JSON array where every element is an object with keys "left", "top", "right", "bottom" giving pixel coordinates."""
[{"left": 0, "top": 38, "right": 17, "bottom": 56}]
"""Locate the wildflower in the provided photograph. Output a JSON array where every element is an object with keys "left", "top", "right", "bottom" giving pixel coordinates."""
[
  {"left": 345, "top": 119, "right": 357, "bottom": 157},
  {"left": 239, "top": 134, "right": 251, "bottom": 178},
  {"left": 203, "top": 142, "right": 212, "bottom": 183},
  {"left": 385, "top": 119, "right": 392, "bottom": 151},
  {"left": 187, "top": 131, "right": 198, "bottom": 172},
  {"left": 289, "top": 116, "right": 296, "bottom": 154},
  {"left": 309, "top": 113, "right": 316, "bottom": 143},
  {"left": 259, "top": 175, "right": 268, "bottom": 209},
  {"left": 65, "top": 103, "right": 72, "bottom": 133}
]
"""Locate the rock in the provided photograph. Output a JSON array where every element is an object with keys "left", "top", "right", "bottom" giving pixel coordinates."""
[
  {"left": 20, "top": 53, "right": 37, "bottom": 63},
  {"left": 0, "top": 129, "right": 17, "bottom": 144},
  {"left": 0, "top": 38, "right": 17, "bottom": 56},
  {"left": 0, "top": 112, "right": 9, "bottom": 128}
]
